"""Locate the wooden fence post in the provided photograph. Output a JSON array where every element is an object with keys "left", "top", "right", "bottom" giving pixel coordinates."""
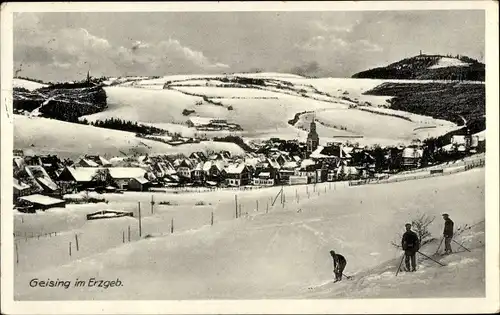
[
  {"left": 138, "top": 202, "right": 142, "bottom": 237},
  {"left": 122, "top": 231, "right": 125, "bottom": 243},
  {"left": 128, "top": 225, "right": 131, "bottom": 242},
  {"left": 171, "top": 218, "right": 174, "bottom": 234},
  {"left": 15, "top": 242, "right": 19, "bottom": 264},
  {"left": 256, "top": 200, "right": 259, "bottom": 212},
  {"left": 235, "top": 195, "right": 238, "bottom": 219},
  {"left": 69, "top": 242, "right": 72, "bottom": 257},
  {"left": 211, "top": 212, "right": 214, "bottom": 226},
  {"left": 75, "top": 234, "right": 79, "bottom": 251},
  {"left": 150, "top": 195, "right": 155, "bottom": 214}
]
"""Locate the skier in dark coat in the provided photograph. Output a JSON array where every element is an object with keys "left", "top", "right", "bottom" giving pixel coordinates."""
[
  {"left": 442, "top": 213, "right": 454, "bottom": 254},
  {"left": 401, "top": 223, "right": 420, "bottom": 272},
  {"left": 330, "top": 250, "right": 347, "bottom": 282}
]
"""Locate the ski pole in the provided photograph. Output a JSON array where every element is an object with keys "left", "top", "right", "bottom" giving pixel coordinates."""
[
  {"left": 452, "top": 239, "right": 471, "bottom": 252},
  {"left": 343, "top": 273, "right": 353, "bottom": 280},
  {"left": 417, "top": 251, "right": 445, "bottom": 266},
  {"left": 395, "top": 254, "right": 405, "bottom": 276},
  {"left": 435, "top": 237, "right": 444, "bottom": 254}
]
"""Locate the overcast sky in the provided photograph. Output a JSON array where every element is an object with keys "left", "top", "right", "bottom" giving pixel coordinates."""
[{"left": 13, "top": 10, "right": 485, "bottom": 82}]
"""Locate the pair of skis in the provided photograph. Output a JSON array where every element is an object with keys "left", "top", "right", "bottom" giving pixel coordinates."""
[
  {"left": 395, "top": 238, "right": 472, "bottom": 276},
  {"left": 395, "top": 250, "right": 445, "bottom": 276},
  {"left": 307, "top": 274, "right": 354, "bottom": 290},
  {"left": 435, "top": 236, "right": 472, "bottom": 254}
]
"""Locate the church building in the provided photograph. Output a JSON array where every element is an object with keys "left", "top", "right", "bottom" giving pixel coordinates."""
[{"left": 306, "top": 117, "right": 319, "bottom": 157}]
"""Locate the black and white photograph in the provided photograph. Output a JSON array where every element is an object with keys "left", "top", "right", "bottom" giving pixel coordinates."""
[{"left": 1, "top": 1, "right": 498, "bottom": 314}]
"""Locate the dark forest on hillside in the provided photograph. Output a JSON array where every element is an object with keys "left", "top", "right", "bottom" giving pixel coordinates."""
[{"left": 364, "top": 82, "right": 485, "bottom": 133}]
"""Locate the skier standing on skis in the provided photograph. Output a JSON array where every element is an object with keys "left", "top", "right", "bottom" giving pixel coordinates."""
[
  {"left": 442, "top": 213, "right": 454, "bottom": 254},
  {"left": 401, "top": 223, "right": 420, "bottom": 272},
  {"left": 330, "top": 250, "right": 347, "bottom": 282}
]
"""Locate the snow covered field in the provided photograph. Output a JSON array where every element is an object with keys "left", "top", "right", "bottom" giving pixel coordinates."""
[
  {"left": 14, "top": 168, "right": 485, "bottom": 300},
  {"left": 13, "top": 115, "right": 245, "bottom": 159},
  {"left": 13, "top": 78, "right": 48, "bottom": 91},
  {"left": 428, "top": 57, "right": 471, "bottom": 69}
]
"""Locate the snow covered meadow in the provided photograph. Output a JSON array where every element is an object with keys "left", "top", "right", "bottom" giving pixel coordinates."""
[
  {"left": 14, "top": 168, "right": 485, "bottom": 300},
  {"left": 13, "top": 115, "right": 245, "bottom": 159}
]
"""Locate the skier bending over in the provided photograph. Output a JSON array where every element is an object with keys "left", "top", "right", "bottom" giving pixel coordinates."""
[
  {"left": 401, "top": 223, "right": 420, "bottom": 272},
  {"left": 330, "top": 250, "right": 347, "bottom": 282}
]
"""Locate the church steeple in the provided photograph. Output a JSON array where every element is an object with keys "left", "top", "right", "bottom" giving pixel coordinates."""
[
  {"left": 306, "top": 114, "right": 319, "bottom": 157},
  {"left": 310, "top": 113, "right": 317, "bottom": 133}
]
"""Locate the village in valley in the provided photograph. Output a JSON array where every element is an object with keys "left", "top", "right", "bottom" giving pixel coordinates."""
[{"left": 12, "top": 115, "right": 485, "bottom": 212}]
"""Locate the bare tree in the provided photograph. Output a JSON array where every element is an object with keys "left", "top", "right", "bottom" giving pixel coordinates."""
[
  {"left": 412, "top": 213, "right": 436, "bottom": 246},
  {"left": 392, "top": 213, "right": 436, "bottom": 249}
]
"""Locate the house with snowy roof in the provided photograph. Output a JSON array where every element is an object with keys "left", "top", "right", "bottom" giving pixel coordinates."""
[
  {"left": 173, "top": 159, "right": 193, "bottom": 180},
  {"left": 149, "top": 157, "right": 176, "bottom": 179},
  {"left": 189, "top": 151, "right": 207, "bottom": 162},
  {"left": 190, "top": 117, "right": 215, "bottom": 127},
  {"left": 57, "top": 166, "right": 149, "bottom": 190},
  {"left": 191, "top": 162, "right": 205, "bottom": 185},
  {"left": 13, "top": 156, "right": 25, "bottom": 174},
  {"left": 13, "top": 177, "right": 32, "bottom": 200},
  {"left": 208, "top": 152, "right": 228, "bottom": 162},
  {"left": 57, "top": 167, "right": 109, "bottom": 189},
  {"left": 402, "top": 146, "right": 424, "bottom": 168},
  {"left": 108, "top": 167, "right": 150, "bottom": 189},
  {"left": 19, "top": 194, "right": 66, "bottom": 211},
  {"left": 293, "top": 159, "right": 321, "bottom": 183},
  {"left": 128, "top": 176, "right": 151, "bottom": 191},
  {"left": 76, "top": 155, "right": 112, "bottom": 167},
  {"left": 108, "top": 156, "right": 133, "bottom": 167},
  {"left": 336, "top": 165, "right": 360, "bottom": 180},
  {"left": 202, "top": 160, "right": 225, "bottom": 184},
  {"left": 252, "top": 171, "right": 275, "bottom": 186},
  {"left": 278, "top": 160, "right": 299, "bottom": 184},
  {"left": 22, "top": 155, "right": 64, "bottom": 180},
  {"left": 25, "top": 165, "right": 60, "bottom": 195},
  {"left": 223, "top": 163, "right": 252, "bottom": 186}
]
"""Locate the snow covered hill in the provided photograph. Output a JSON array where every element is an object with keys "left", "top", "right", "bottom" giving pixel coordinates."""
[
  {"left": 14, "top": 168, "right": 485, "bottom": 300},
  {"left": 86, "top": 74, "right": 459, "bottom": 146},
  {"left": 13, "top": 78, "right": 48, "bottom": 91},
  {"left": 13, "top": 115, "right": 245, "bottom": 159},
  {"left": 352, "top": 54, "right": 485, "bottom": 81}
]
